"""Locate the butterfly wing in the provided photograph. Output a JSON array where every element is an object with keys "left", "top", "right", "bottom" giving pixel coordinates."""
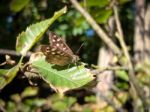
[
  {"left": 41, "top": 32, "right": 79, "bottom": 66},
  {"left": 41, "top": 45, "right": 73, "bottom": 66},
  {"left": 49, "top": 32, "right": 74, "bottom": 55}
]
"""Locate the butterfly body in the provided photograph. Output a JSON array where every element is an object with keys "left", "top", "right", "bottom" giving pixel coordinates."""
[{"left": 41, "top": 32, "right": 79, "bottom": 66}]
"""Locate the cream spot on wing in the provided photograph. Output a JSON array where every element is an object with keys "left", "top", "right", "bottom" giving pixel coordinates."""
[
  {"left": 57, "top": 38, "right": 61, "bottom": 41},
  {"left": 63, "top": 47, "right": 67, "bottom": 51},
  {"left": 51, "top": 48, "right": 56, "bottom": 51},
  {"left": 52, "top": 52, "right": 56, "bottom": 55},
  {"left": 56, "top": 43, "right": 60, "bottom": 46},
  {"left": 57, "top": 51, "right": 61, "bottom": 54},
  {"left": 60, "top": 53, "right": 64, "bottom": 55},
  {"left": 52, "top": 39, "right": 56, "bottom": 42}
]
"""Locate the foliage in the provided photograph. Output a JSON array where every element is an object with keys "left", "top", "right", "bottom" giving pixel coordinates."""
[
  {"left": 0, "top": 6, "right": 94, "bottom": 91},
  {"left": 10, "top": 0, "right": 30, "bottom": 12},
  {"left": 0, "top": 66, "right": 19, "bottom": 90},
  {"left": 0, "top": 0, "right": 150, "bottom": 112},
  {"left": 16, "top": 7, "right": 67, "bottom": 55},
  {"left": 32, "top": 57, "right": 93, "bottom": 91}
]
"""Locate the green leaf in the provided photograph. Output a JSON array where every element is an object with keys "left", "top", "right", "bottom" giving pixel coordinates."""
[
  {"left": 10, "top": 0, "right": 30, "bottom": 12},
  {"left": 115, "top": 70, "right": 129, "bottom": 81},
  {"left": 32, "top": 57, "right": 94, "bottom": 90},
  {"left": 0, "top": 65, "right": 19, "bottom": 90},
  {"left": 85, "top": 95, "right": 96, "bottom": 103},
  {"left": 52, "top": 101, "right": 68, "bottom": 111},
  {"left": 119, "top": 0, "right": 130, "bottom": 5},
  {"left": 25, "top": 98, "right": 46, "bottom": 107},
  {"left": 93, "top": 9, "right": 112, "bottom": 24},
  {"left": 116, "top": 82, "right": 129, "bottom": 89},
  {"left": 86, "top": 0, "right": 109, "bottom": 7},
  {"left": 50, "top": 95, "right": 76, "bottom": 111},
  {"left": 21, "top": 87, "right": 38, "bottom": 98},
  {"left": 0, "top": 69, "right": 9, "bottom": 75},
  {"left": 16, "top": 7, "right": 67, "bottom": 56}
]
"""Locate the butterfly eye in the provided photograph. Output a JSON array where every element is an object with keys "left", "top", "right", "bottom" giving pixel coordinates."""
[{"left": 52, "top": 39, "right": 56, "bottom": 42}]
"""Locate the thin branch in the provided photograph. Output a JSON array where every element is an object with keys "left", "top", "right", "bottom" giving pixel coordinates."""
[
  {"left": 0, "top": 49, "right": 32, "bottom": 58},
  {"left": 113, "top": 5, "right": 149, "bottom": 110},
  {"left": 91, "top": 65, "right": 128, "bottom": 76},
  {"left": 92, "top": 64, "right": 128, "bottom": 70},
  {"left": 69, "top": 0, "right": 121, "bottom": 55}
]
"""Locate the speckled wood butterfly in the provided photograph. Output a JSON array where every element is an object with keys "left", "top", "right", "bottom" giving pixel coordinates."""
[{"left": 41, "top": 32, "right": 79, "bottom": 66}]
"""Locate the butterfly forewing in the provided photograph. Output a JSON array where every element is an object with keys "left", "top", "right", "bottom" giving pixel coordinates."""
[
  {"left": 41, "top": 32, "right": 79, "bottom": 66},
  {"left": 49, "top": 32, "right": 74, "bottom": 55}
]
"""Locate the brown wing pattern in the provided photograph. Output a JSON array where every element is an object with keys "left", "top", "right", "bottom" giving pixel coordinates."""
[
  {"left": 46, "top": 54, "right": 72, "bottom": 66},
  {"left": 49, "top": 32, "right": 74, "bottom": 55},
  {"left": 41, "top": 32, "right": 79, "bottom": 66},
  {"left": 41, "top": 45, "right": 73, "bottom": 66}
]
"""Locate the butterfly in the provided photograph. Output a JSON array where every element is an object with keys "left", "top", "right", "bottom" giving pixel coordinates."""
[{"left": 41, "top": 32, "right": 79, "bottom": 66}]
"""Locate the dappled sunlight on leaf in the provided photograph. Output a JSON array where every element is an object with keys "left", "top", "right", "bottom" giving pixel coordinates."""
[{"left": 31, "top": 57, "right": 94, "bottom": 92}]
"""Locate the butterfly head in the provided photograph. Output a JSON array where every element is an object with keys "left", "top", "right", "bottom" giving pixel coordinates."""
[{"left": 71, "top": 55, "right": 79, "bottom": 63}]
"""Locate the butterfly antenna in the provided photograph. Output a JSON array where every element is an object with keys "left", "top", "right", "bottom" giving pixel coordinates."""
[{"left": 76, "top": 43, "right": 84, "bottom": 55}]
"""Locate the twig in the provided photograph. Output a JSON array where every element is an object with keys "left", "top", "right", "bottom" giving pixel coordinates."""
[
  {"left": 92, "top": 64, "right": 128, "bottom": 70},
  {"left": 91, "top": 65, "right": 128, "bottom": 75},
  {"left": 91, "top": 65, "right": 128, "bottom": 76},
  {"left": 0, "top": 49, "right": 32, "bottom": 58},
  {"left": 113, "top": 5, "right": 149, "bottom": 110},
  {"left": 69, "top": 0, "right": 121, "bottom": 55},
  {"left": 0, "top": 106, "right": 6, "bottom": 112}
]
